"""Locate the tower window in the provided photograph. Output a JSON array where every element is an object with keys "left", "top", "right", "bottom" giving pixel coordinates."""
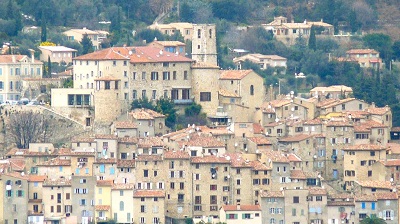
[
  {"left": 198, "top": 29, "right": 201, "bottom": 38},
  {"left": 209, "top": 29, "right": 212, "bottom": 38},
  {"left": 250, "top": 85, "right": 254, "bottom": 95}
]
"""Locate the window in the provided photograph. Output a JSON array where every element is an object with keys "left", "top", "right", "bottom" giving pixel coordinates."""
[
  {"left": 142, "top": 72, "right": 146, "bottom": 80},
  {"left": 293, "top": 196, "right": 299, "bottom": 203},
  {"left": 140, "top": 205, "right": 146, "bottom": 213},
  {"left": 316, "top": 196, "right": 323, "bottom": 201},
  {"left": 180, "top": 182, "right": 184, "bottom": 190},
  {"left": 370, "top": 151, "right": 376, "bottom": 156},
  {"left": 250, "top": 85, "right": 254, "bottom": 95},
  {"left": 142, "top": 90, "right": 146, "bottom": 98},
  {"left": 184, "top": 71, "right": 188, "bottom": 80},
  {"left": 210, "top": 185, "right": 217, "bottom": 190},
  {"left": 178, "top": 194, "right": 184, "bottom": 202},
  {"left": 361, "top": 202, "right": 366, "bottom": 209},
  {"left": 120, "top": 201, "right": 124, "bottom": 211},
  {"left": 163, "top": 71, "right": 170, "bottom": 80},
  {"left": 200, "top": 92, "right": 211, "bottom": 101},
  {"left": 151, "top": 72, "right": 158, "bottom": 80}
]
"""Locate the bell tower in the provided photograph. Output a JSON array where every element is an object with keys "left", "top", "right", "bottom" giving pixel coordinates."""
[{"left": 191, "top": 24, "right": 217, "bottom": 66}]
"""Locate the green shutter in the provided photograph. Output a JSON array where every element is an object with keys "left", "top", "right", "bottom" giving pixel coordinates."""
[
  {"left": 234, "top": 214, "right": 238, "bottom": 219},
  {"left": 22, "top": 190, "right": 24, "bottom": 197},
  {"left": 242, "top": 214, "right": 246, "bottom": 219},
  {"left": 226, "top": 214, "right": 229, "bottom": 219},
  {"left": 11, "top": 190, "right": 13, "bottom": 197}
]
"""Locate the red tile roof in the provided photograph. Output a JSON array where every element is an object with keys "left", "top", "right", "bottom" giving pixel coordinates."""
[
  {"left": 222, "top": 204, "right": 261, "bottom": 211},
  {"left": 279, "top": 134, "right": 313, "bottom": 142},
  {"left": 94, "top": 158, "right": 117, "bottom": 164},
  {"left": 366, "top": 106, "right": 390, "bottom": 115},
  {"left": 178, "top": 135, "right": 225, "bottom": 148},
  {"left": 261, "top": 191, "right": 284, "bottom": 198},
  {"left": 130, "top": 46, "right": 193, "bottom": 63},
  {"left": 117, "top": 159, "right": 136, "bottom": 167},
  {"left": 248, "top": 137, "right": 271, "bottom": 145},
  {"left": 136, "top": 155, "right": 163, "bottom": 161},
  {"left": 164, "top": 150, "right": 190, "bottom": 159},
  {"left": 355, "top": 180, "right": 392, "bottom": 189},
  {"left": 133, "top": 190, "right": 165, "bottom": 197},
  {"left": 96, "top": 180, "right": 113, "bottom": 186},
  {"left": 219, "top": 70, "right": 253, "bottom": 80},
  {"left": 130, "top": 108, "right": 166, "bottom": 119},
  {"left": 114, "top": 121, "right": 137, "bottom": 129},
  {"left": 347, "top": 49, "right": 379, "bottom": 54},
  {"left": 138, "top": 137, "right": 164, "bottom": 147},
  {"left": 343, "top": 144, "right": 386, "bottom": 151},
  {"left": 191, "top": 155, "right": 231, "bottom": 164},
  {"left": 28, "top": 175, "right": 47, "bottom": 182},
  {"left": 3, "top": 172, "right": 29, "bottom": 180},
  {"left": 309, "top": 187, "right": 327, "bottom": 195},
  {"left": 74, "top": 47, "right": 131, "bottom": 60},
  {"left": 374, "top": 192, "right": 398, "bottom": 200}
]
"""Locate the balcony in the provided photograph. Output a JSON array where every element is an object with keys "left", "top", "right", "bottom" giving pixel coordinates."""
[
  {"left": 96, "top": 217, "right": 111, "bottom": 223},
  {"left": 173, "top": 99, "right": 193, "bottom": 105},
  {"left": 28, "top": 210, "right": 43, "bottom": 215},
  {"left": 28, "top": 199, "right": 42, "bottom": 203}
]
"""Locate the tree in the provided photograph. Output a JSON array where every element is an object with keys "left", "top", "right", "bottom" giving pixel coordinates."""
[
  {"left": 131, "top": 97, "right": 155, "bottom": 110},
  {"left": 40, "top": 9, "right": 47, "bottom": 42},
  {"left": 155, "top": 98, "right": 177, "bottom": 129},
  {"left": 47, "top": 56, "right": 52, "bottom": 77},
  {"left": 363, "top": 33, "right": 393, "bottom": 67},
  {"left": 8, "top": 111, "right": 51, "bottom": 149},
  {"left": 392, "top": 40, "right": 400, "bottom": 61},
  {"left": 359, "top": 216, "right": 387, "bottom": 224},
  {"left": 80, "top": 34, "right": 94, "bottom": 55},
  {"left": 308, "top": 26, "right": 317, "bottom": 51}
]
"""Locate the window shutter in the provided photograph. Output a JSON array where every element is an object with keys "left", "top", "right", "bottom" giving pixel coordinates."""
[
  {"left": 379, "top": 212, "right": 383, "bottom": 218},
  {"left": 234, "top": 214, "right": 238, "bottom": 219},
  {"left": 199, "top": 174, "right": 201, "bottom": 180},
  {"left": 390, "top": 210, "right": 394, "bottom": 220},
  {"left": 183, "top": 171, "right": 185, "bottom": 178},
  {"left": 150, "top": 183, "right": 153, "bottom": 189},
  {"left": 242, "top": 214, "right": 246, "bottom": 219},
  {"left": 226, "top": 214, "right": 229, "bottom": 219}
]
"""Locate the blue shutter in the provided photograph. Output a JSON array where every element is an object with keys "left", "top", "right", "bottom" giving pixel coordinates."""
[
  {"left": 110, "top": 167, "right": 115, "bottom": 174},
  {"left": 362, "top": 202, "right": 366, "bottom": 209},
  {"left": 100, "top": 165, "right": 105, "bottom": 173},
  {"left": 75, "top": 168, "right": 80, "bottom": 174},
  {"left": 372, "top": 202, "right": 376, "bottom": 210}
]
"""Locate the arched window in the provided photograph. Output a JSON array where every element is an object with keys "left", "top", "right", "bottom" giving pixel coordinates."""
[
  {"left": 119, "top": 201, "right": 124, "bottom": 211},
  {"left": 250, "top": 85, "right": 254, "bottom": 95}
]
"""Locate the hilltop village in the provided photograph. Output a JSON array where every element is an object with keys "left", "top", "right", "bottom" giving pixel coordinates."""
[{"left": 0, "top": 22, "right": 399, "bottom": 224}]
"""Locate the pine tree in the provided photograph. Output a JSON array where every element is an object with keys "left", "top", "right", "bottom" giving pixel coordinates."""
[{"left": 80, "top": 34, "right": 94, "bottom": 55}]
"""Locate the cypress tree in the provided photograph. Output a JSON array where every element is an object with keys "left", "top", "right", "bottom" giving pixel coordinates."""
[{"left": 308, "top": 26, "right": 317, "bottom": 51}]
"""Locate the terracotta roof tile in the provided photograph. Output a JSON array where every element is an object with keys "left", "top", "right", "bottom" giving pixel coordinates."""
[
  {"left": 219, "top": 70, "right": 253, "bottom": 80},
  {"left": 94, "top": 158, "right": 117, "bottom": 164},
  {"left": 253, "top": 123, "right": 264, "bottom": 134},
  {"left": 74, "top": 47, "right": 131, "bottom": 60},
  {"left": 219, "top": 89, "right": 240, "bottom": 97},
  {"left": 354, "top": 120, "right": 387, "bottom": 133},
  {"left": 0, "top": 55, "right": 37, "bottom": 63},
  {"left": 248, "top": 137, "right": 271, "bottom": 145},
  {"left": 326, "top": 120, "right": 354, "bottom": 127},
  {"left": 309, "top": 187, "right": 327, "bottom": 195},
  {"left": 95, "top": 134, "right": 118, "bottom": 140},
  {"left": 96, "top": 180, "right": 113, "bottom": 186},
  {"left": 94, "top": 76, "right": 120, "bottom": 81},
  {"left": 118, "top": 137, "right": 139, "bottom": 143},
  {"left": 355, "top": 180, "right": 392, "bottom": 189},
  {"left": 71, "top": 137, "right": 95, "bottom": 143},
  {"left": 178, "top": 135, "right": 225, "bottom": 148},
  {"left": 343, "top": 144, "right": 386, "bottom": 151},
  {"left": 374, "top": 192, "right": 398, "bottom": 200},
  {"left": 191, "top": 155, "right": 231, "bottom": 164},
  {"left": 28, "top": 175, "right": 47, "bottom": 182},
  {"left": 130, "top": 108, "right": 165, "bottom": 120},
  {"left": 138, "top": 137, "right": 164, "bottom": 147},
  {"left": 391, "top": 127, "right": 400, "bottom": 132},
  {"left": 380, "top": 159, "right": 400, "bottom": 166},
  {"left": 222, "top": 204, "right": 261, "bottom": 211},
  {"left": 164, "top": 150, "right": 190, "bottom": 159},
  {"left": 263, "top": 150, "right": 289, "bottom": 163},
  {"left": 114, "top": 121, "right": 137, "bottom": 129},
  {"left": 355, "top": 194, "right": 377, "bottom": 202},
  {"left": 227, "top": 153, "right": 253, "bottom": 168},
  {"left": 279, "top": 134, "right": 313, "bottom": 142},
  {"left": 303, "top": 118, "right": 322, "bottom": 125},
  {"left": 387, "top": 143, "right": 400, "bottom": 154},
  {"left": 133, "top": 190, "right": 165, "bottom": 197},
  {"left": 261, "top": 191, "right": 284, "bottom": 198},
  {"left": 250, "top": 160, "right": 271, "bottom": 171},
  {"left": 8, "top": 158, "right": 25, "bottom": 171},
  {"left": 290, "top": 170, "right": 306, "bottom": 179},
  {"left": 287, "top": 154, "right": 302, "bottom": 162},
  {"left": 347, "top": 49, "right": 379, "bottom": 54},
  {"left": 117, "top": 159, "right": 135, "bottom": 167},
  {"left": 130, "top": 46, "right": 193, "bottom": 63}
]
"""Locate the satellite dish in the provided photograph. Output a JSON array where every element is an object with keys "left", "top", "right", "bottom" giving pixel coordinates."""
[
  {"left": 275, "top": 118, "right": 280, "bottom": 122},
  {"left": 104, "top": 155, "right": 108, "bottom": 159},
  {"left": 21, "top": 172, "right": 25, "bottom": 176},
  {"left": 159, "top": 50, "right": 163, "bottom": 55}
]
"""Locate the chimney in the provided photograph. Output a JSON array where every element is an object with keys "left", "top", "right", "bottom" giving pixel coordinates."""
[
  {"left": 12, "top": 55, "right": 16, "bottom": 63},
  {"left": 236, "top": 204, "right": 240, "bottom": 210},
  {"left": 29, "top": 49, "right": 35, "bottom": 63}
]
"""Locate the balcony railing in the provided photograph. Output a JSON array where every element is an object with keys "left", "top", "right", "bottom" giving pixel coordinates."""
[{"left": 173, "top": 99, "right": 193, "bottom": 105}]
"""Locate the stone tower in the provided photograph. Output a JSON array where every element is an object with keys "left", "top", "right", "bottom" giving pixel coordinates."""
[
  {"left": 191, "top": 24, "right": 218, "bottom": 66},
  {"left": 93, "top": 77, "right": 122, "bottom": 124}
]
